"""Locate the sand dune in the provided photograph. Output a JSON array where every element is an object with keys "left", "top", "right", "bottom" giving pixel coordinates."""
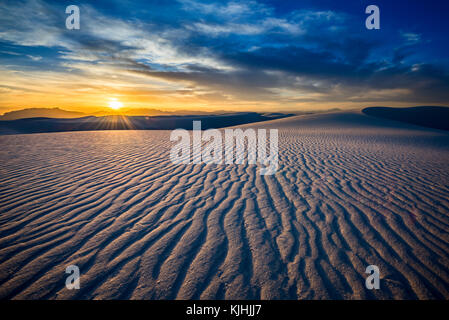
[
  {"left": 0, "top": 110, "right": 448, "bottom": 299},
  {"left": 0, "top": 112, "right": 291, "bottom": 135},
  {"left": 362, "top": 106, "right": 449, "bottom": 131}
]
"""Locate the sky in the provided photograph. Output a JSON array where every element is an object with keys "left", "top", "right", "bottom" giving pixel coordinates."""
[{"left": 0, "top": 0, "right": 448, "bottom": 114}]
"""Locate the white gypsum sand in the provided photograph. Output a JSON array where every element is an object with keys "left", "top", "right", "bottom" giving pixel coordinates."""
[{"left": 0, "top": 110, "right": 448, "bottom": 299}]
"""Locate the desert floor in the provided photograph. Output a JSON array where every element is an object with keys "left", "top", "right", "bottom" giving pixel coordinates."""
[{"left": 1, "top": 110, "right": 448, "bottom": 299}]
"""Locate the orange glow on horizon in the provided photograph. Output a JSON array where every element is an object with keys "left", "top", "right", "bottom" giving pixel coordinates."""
[{"left": 1, "top": 69, "right": 442, "bottom": 115}]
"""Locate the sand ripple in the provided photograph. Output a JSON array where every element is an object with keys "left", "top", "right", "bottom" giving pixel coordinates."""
[{"left": 1, "top": 111, "right": 448, "bottom": 299}]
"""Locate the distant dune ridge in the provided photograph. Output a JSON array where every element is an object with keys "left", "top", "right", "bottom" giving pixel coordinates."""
[
  {"left": 0, "top": 109, "right": 449, "bottom": 299},
  {"left": 0, "top": 112, "right": 292, "bottom": 135},
  {"left": 363, "top": 106, "right": 449, "bottom": 131},
  {"left": 1, "top": 106, "right": 447, "bottom": 134}
]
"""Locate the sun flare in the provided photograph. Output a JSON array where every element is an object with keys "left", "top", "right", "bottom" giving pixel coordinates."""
[{"left": 108, "top": 99, "right": 123, "bottom": 110}]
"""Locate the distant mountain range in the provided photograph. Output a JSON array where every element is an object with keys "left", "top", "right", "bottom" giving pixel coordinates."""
[
  {"left": 0, "top": 107, "right": 343, "bottom": 121},
  {"left": 0, "top": 108, "right": 86, "bottom": 120},
  {"left": 0, "top": 107, "right": 217, "bottom": 120}
]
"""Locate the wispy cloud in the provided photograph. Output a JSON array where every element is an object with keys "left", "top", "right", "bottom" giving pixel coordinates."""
[
  {"left": 401, "top": 32, "right": 421, "bottom": 44},
  {"left": 0, "top": 0, "right": 448, "bottom": 112}
]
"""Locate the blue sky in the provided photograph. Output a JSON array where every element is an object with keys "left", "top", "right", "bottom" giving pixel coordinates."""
[{"left": 0, "top": 0, "right": 448, "bottom": 113}]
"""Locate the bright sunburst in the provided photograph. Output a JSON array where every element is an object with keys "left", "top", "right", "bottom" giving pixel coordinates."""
[{"left": 108, "top": 99, "right": 123, "bottom": 110}]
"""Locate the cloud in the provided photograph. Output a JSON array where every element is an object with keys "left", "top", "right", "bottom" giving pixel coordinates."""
[
  {"left": 178, "top": 0, "right": 268, "bottom": 18},
  {"left": 0, "top": 0, "right": 448, "bottom": 111},
  {"left": 401, "top": 32, "right": 421, "bottom": 44},
  {"left": 27, "top": 55, "right": 42, "bottom": 61}
]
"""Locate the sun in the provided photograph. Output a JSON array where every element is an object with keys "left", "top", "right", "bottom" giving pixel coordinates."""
[{"left": 108, "top": 99, "right": 123, "bottom": 110}]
